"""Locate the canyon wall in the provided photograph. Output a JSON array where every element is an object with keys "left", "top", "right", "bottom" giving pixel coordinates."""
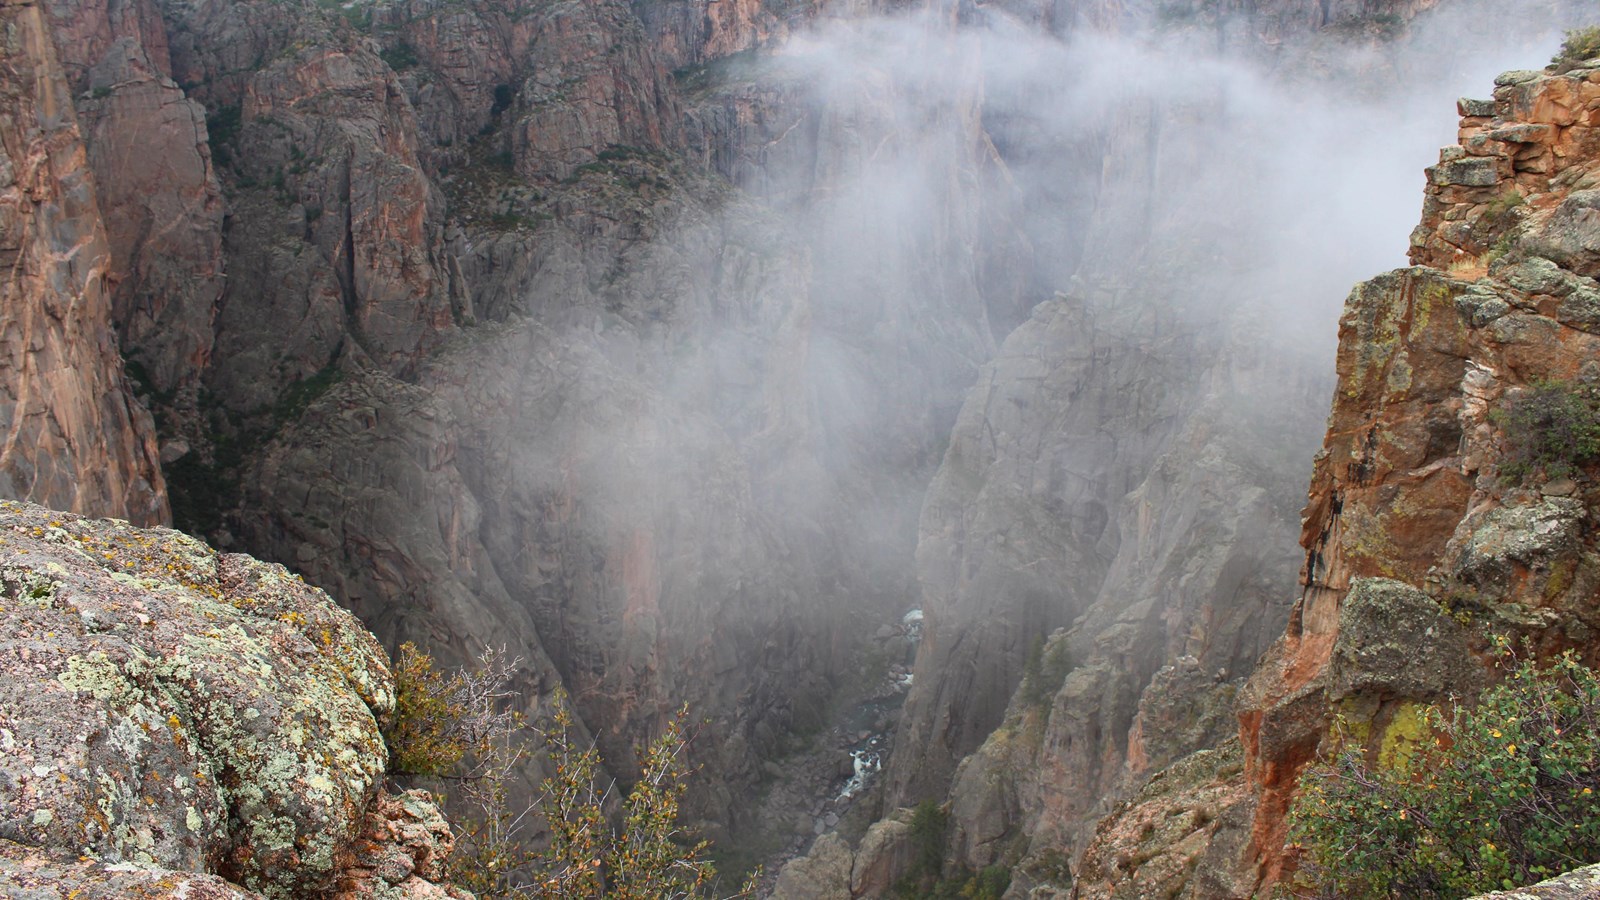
[
  {"left": 9, "top": 0, "right": 1600, "bottom": 893},
  {"left": 0, "top": 0, "right": 166, "bottom": 525}
]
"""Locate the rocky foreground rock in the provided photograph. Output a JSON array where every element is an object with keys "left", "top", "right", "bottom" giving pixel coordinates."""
[{"left": 0, "top": 499, "right": 464, "bottom": 899}]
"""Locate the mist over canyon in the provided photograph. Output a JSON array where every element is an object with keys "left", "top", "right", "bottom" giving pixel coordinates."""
[{"left": 5, "top": 0, "right": 1600, "bottom": 896}]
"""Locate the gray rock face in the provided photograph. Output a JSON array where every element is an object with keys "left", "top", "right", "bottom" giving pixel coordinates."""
[
  {"left": 1326, "top": 577, "right": 1481, "bottom": 702},
  {"left": 18, "top": 1, "right": 1586, "bottom": 895},
  {"left": 0, "top": 0, "right": 166, "bottom": 525},
  {"left": 79, "top": 44, "right": 223, "bottom": 398},
  {"left": 883, "top": 288, "right": 1324, "bottom": 852},
  {"left": 884, "top": 296, "right": 1207, "bottom": 806},
  {"left": 1071, "top": 740, "right": 1255, "bottom": 900},
  {"left": 1531, "top": 189, "right": 1600, "bottom": 278},
  {"left": 770, "top": 832, "right": 854, "bottom": 900},
  {"left": 512, "top": 0, "right": 683, "bottom": 181},
  {"left": 208, "top": 38, "right": 452, "bottom": 411}
]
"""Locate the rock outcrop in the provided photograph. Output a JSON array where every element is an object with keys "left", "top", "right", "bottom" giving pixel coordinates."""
[
  {"left": 230, "top": 148, "right": 843, "bottom": 832},
  {"left": 1236, "top": 59, "right": 1600, "bottom": 892},
  {"left": 0, "top": 0, "right": 166, "bottom": 525},
  {"left": 768, "top": 812, "right": 918, "bottom": 900},
  {"left": 837, "top": 4, "right": 1595, "bottom": 897},
  {"left": 18, "top": 0, "right": 1600, "bottom": 892},
  {"left": 634, "top": 0, "right": 813, "bottom": 73},
  {"left": 0, "top": 499, "right": 464, "bottom": 899},
  {"left": 1070, "top": 740, "right": 1255, "bottom": 900}
]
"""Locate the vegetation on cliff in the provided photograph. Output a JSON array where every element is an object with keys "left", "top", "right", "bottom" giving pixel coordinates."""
[
  {"left": 1493, "top": 380, "right": 1600, "bottom": 483},
  {"left": 1289, "top": 645, "right": 1600, "bottom": 898},
  {"left": 1551, "top": 26, "right": 1600, "bottom": 73},
  {"left": 384, "top": 645, "right": 752, "bottom": 899}
]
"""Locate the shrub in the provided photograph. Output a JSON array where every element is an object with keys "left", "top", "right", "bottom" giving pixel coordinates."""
[
  {"left": 386, "top": 642, "right": 521, "bottom": 777},
  {"left": 206, "top": 104, "right": 243, "bottom": 168},
  {"left": 1288, "top": 646, "right": 1600, "bottom": 898},
  {"left": 384, "top": 646, "right": 753, "bottom": 898},
  {"left": 909, "top": 799, "right": 949, "bottom": 877},
  {"left": 1020, "top": 635, "right": 1072, "bottom": 711},
  {"left": 1493, "top": 379, "right": 1600, "bottom": 483},
  {"left": 1552, "top": 26, "right": 1600, "bottom": 73},
  {"left": 379, "top": 42, "right": 420, "bottom": 71}
]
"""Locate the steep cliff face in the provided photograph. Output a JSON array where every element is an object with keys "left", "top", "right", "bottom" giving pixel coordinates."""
[
  {"left": 632, "top": 0, "right": 811, "bottom": 72},
  {"left": 0, "top": 500, "right": 463, "bottom": 899},
  {"left": 0, "top": 0, "right": 166, "bottom": 525},
  {"left": 882, "top": 297, "right": 1306, "bottom": 810},
  {"left": 210, "top": 34, "right": 452, "bottom": 410},
  {"left": 1234, "top": 61, "right": 1600, "bottom": 892},
  {"left": 1058, "top": 53, "right": 1600, "bottom": 900},
  {"left": 18, "top": 0, "right": 1600, "bottom": 893},
  {"left": 42, "top": 0, "right": 224, "bottom": 406}
]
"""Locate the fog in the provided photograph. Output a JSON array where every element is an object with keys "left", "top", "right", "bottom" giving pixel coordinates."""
[
  {"left": 768, "top": 0, "right": 1580, "bottom": 347},
  {"left": 562, "top": 1, "right": 1573, "bottom": 626},
  {"left": 402, "top": 0, "right": 1597, "bottom": 855},
  {"left": 562, "top": 0, "right": 1593, "bottom": 631}
]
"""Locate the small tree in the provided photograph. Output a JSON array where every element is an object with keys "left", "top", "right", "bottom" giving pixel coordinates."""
[
  {"left": 1288, "top": 644, "right": 1600, "bottom": 898},
  {"left": 382, "top": 644, "right": 754, "bottom": 898}
]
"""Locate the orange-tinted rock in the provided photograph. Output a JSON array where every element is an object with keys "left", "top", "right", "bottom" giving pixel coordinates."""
[
  {"left": 634, "top": 0, "right": 809, "bottom": 71},
  {"left": 0, "top": 0, "right": 166, "bottom": 523},
  {"left": 72, "top": 39, "right": 224, "bottom": 397},
  {"left": 1240, "top": 63, "right": 1600, "bottom": 895}
]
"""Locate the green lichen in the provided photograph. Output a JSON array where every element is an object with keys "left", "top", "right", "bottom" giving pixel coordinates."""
[
  {"left": 58, "top": 652, "right": 136, "bottom": 704},
  {"left": 1, "top": 564, "right": 61, "bottom": 608},
  {"left": 5, "top": 501, "right": 399, "bottom": 898},
  {"left": 1378, "top": 701, "right": 1431, "bottom": 771},
  {"left": 1338, "top": 506, "right": 1402, "bottom": 576}
]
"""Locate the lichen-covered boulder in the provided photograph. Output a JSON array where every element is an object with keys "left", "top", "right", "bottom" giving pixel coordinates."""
[
  {"left": 0, "top": 500, "right": 398, "bottom": 898},
  {"left": 1473, "top": 863, "right": 1600, "bottom": 899},
  {"left": 1326, "top": 577, "right": 1482, "bottom": 702},
  {"left": 0, "top": 837, "right": 259, "bottom": 899}
]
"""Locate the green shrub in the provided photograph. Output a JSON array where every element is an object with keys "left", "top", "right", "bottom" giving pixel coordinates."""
[
  {"left": 1020, "top": 635, "right": 1072, "bottom": 711},
  {"left": 379, "top": 41, "right": 419, "bottom": 71},
  {"left": 895, "top": 800, "right": 991, "bottom": 899},
  {"left": 909, "top": 799, "right": 949, "bottom": 877},
  {"left": 1552, "top": 26, "right": 1600, "bottom": 73},
  {"left": 1288, "top": 646, "right": 1600, "bottom": 898},
  {"left": 1493, "top": 379, "right": 1600, "bottom": 482},
  {"left": 385, "top": 642, "right": 522, "bottom": 777},
  {"left": 206, "top": 104, "right": 242, "bottom": 168}
]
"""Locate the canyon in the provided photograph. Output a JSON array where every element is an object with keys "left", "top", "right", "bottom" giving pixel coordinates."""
[{"left": 4, "top": 0, "right": 1600, "bottom": 897}]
